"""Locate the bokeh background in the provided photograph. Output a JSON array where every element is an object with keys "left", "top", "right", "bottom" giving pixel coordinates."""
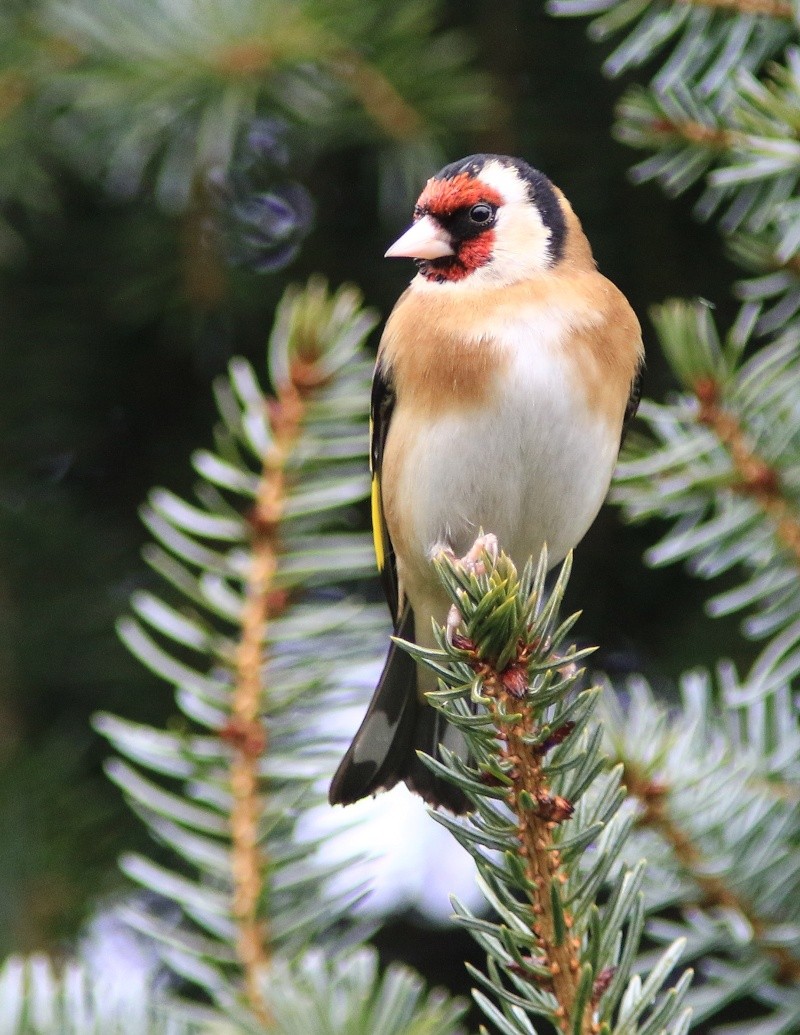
[{"left": 0, "top": 0, "right": 751, "bottom": 995}]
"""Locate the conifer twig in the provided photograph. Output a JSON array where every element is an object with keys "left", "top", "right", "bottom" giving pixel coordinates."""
[
  {"left": 624, "top": 762, "right": 800, "bottom": 983},
  {"left": 469, "top": 653, "right": 588, "bottom": 1033},
  {"left": 327, "top": 48, "right": 424, "bottom": 140},
  {"left": 647, "top": 117, "right": 735, "bottom": 151},
  {"left": 180, "top": 179, "right": 228, "bottom": 310},
  {"left": 693, "top": 377, "right": 800, "bottom": 566},
  {"left": 100, "top": 280, "right": 382, "bottom": 1020},
  {"left": 421, "top": 545, "right": 692, "bottom": 1035},
  {"left": 222, "top": 369, "right": 307, "bottom": 1023},
  {"left": 679, "top": 0, "right": 793, "bottom": 19},
  {"left": 210, "top": 28, "right": 424, "bottom": 139}
]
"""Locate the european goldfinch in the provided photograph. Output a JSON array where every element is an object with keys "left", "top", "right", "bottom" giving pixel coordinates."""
[{"left": 329, "top": 154, "right": 643, "bottom": 813}]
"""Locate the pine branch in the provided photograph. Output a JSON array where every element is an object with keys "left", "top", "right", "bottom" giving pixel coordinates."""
[
  {"left": 223, "top": 391, "right": 296, "bottom": 1022},
  {"left": 613, "top": 66, "right": 800, "bottom": 241},
  {"left": 39, "top": 0, "right": 491, "bottom": 213},
  {"left": 683, "top": 0, "right": 793, "bottom": 19},
  {"left": 324, "top": 48, "right": 425, "bottom": 140},
  {"left": 728, "top": 227, "right": 800, "bottom": 333},
  {"left": 548, "top": 0, "right": 791, "bottom": 85},
  {"left": 600, "top": 676, "right": 800, "bottom": 1031},
  {"left": 550, "top": 0, "right": 800, "bottom": 266},
  {"left": 614, "top": 300, "right": 800, "bottom": 645},
  {"left": 0, "top": 0, "right": 493, "bottom": 274},
  {"left": 0, "top": 945, "right": 468, "bottom": 1034},
  {"left": 193, "top": 27, "right": 426, "bottom": 139},
  {"left": 692, "top": 376, "right": 800, "bottom": 565},
  {"left": 468, "top": 646, "right": 591, "bottom": 1031},
  {"left": 612, "top": 87, "right": 732, "bottom": 197},
  {"left": 0, "top": 279, "right": 483, "bottom": 1035},
  {"left": 261, "top": 948, "right": 467, "bottom": 1035},
  {"left": 94, "top": 279, "right": 392, "bottom": 1021},
  {"left": 0, "top": 955, "right": 210, "bottom": 1034},
  {"left": 405, "top": 543, "right": 692, "bottom": 1035},
  {"left": 623, "top": 760, "right": 800, "bottom": 983},
  {"left": 0, "top": 68, "right": 28, "bottom": 119},
  {"left": 221, "top": 301, "right": 364, "bottom": 1019}
]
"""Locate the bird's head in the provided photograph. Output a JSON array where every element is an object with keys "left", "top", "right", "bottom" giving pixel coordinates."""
[{"left": 386, "top": 154, "right": 575, "bottom": 289}]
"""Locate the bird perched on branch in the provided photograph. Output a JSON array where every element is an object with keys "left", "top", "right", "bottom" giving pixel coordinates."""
[{"left": 329, "top": 154, "right": 642, "bottom": 813}]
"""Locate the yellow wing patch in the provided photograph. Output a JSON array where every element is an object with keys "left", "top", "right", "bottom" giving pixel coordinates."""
[{"left": 371, "top": 474, "right": 385, "bottom": 573}]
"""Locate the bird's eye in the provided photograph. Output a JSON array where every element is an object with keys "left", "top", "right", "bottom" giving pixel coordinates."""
[{"left": 469, "top": 203, "right": 494, "bottom": 225}]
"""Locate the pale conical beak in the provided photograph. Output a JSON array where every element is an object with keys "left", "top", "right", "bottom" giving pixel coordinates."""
[{"left": 384, "top": 215, "right": 454, "bottom": 260}]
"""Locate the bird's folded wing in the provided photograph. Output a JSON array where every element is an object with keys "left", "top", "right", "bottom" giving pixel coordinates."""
[
  {"left": 370, "top": 355, "right": 402, "bottom": 625},
  {"left": 622, "top": 363, "right": 643, "bottom": 447}
]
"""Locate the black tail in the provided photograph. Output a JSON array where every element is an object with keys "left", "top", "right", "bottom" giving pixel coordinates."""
[{"left": 328, "top": 608, "right": 470, "bottom": 813}]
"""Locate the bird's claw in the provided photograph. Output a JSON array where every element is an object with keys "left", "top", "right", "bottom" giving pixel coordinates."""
[
  {"left": 460, "top": 532, "right": 498, "bottom": 577},
  {"left": 440, "top": 533, "right": 499, "bottom": 644},
  {"left": 446, "top": 602, "right": 463, "bottom": 644}
]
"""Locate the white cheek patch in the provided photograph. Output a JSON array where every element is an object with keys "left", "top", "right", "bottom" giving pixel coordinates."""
[
  {"left": 479, "top": 160, "right": 557, "bottom": 279},
  {"left": 490, "top": 202, "right": 551, "bottom": 280}
]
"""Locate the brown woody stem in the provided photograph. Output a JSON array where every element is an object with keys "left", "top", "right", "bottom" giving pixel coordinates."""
[
  {"left": 179, "top": 178, "right": 228, "bottom": 311},
  {"left": 648, "top": 117, "right": 735, "bottom": 151},
  {"left": 783, "top": 253, "right": 800, "bottom": 278},
  {"left": 478, "top": 659, "right": 590, "bottom": 1034},
  {"left": 225, "top": 377, "right": 305, "bottom": 1023},
  {"left": 693, "top": 379, "right": 800, "bottom": 566},
  {"left": 327, "top": 49, "right": 424, "bottom": 140},
  {"left": 212, "top": 28, "right": 424, "bottom": 141},
  {"left": 624, "top": 764, "right": 800, "bottom": 983},
  {"left": 0, "top": 70, "right": 28, "bottom": 121},
  {"left": 679, "top": 0, "right": 793, "bottom": 18}
]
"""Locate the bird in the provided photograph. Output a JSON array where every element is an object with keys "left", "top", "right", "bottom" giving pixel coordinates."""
[{"left": 328, "top": 154, "right": 643, "bottom": 813}]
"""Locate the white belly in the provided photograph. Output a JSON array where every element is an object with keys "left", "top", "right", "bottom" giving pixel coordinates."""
[{"left": 388, "top": 343, "right": 620, "bottom": 588}]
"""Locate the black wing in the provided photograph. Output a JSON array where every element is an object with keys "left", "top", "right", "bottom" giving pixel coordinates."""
[
  {"left": 370, "top": 355, "right": 401, "bottom": 625},
  {"left": 621, "top": 362, "right": 643, "bottom": 448}
]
